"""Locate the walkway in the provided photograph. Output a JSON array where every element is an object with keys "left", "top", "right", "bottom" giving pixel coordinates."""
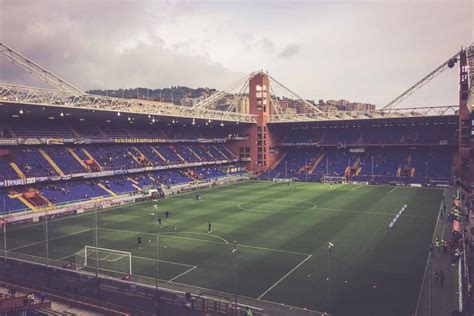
[{"left": 417, "top": 190, "right": 458, "bottom": 316}]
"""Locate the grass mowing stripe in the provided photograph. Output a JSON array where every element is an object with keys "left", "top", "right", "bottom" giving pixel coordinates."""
[
  {"left": 4, "top": 181, "right": 441, "bottom": 315},
  {"left": 99, "top": 227, "right": 311, "bottom": 256},
  {"left": 7, "top": 228, "right": 92, "bottom": 252},
  {"left": 257, "top": 254, "right": 313, "bottom": 300},
  {"left": 314, "top": 206, "right": 429, "bottom": 218},
  {"left": 163, "top": 198, "right": 428, "bottom": 218},
  {"left": 414, "top": 188, "right": 446, "bottom": 315}
]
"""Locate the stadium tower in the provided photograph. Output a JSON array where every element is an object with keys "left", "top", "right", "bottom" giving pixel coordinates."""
[
  {"left": 227, "top": 72, "right": 280, "bottom": 172},
  {"left": 458, "top": 46, "right": 474, "bottom": 181}
]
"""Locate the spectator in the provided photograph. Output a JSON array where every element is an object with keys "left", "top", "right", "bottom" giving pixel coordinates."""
[
  {"left": 8, "top": 286, "right": 16, "bottom": 297},
  {"left": 439, "top": 271, "right": 445, "bottom": 287},
  {"left": 37, "top": 292, "right": 46, "bottom": 304}
]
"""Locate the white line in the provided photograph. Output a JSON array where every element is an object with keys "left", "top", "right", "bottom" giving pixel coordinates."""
[
  {"left": 133, "top": 255, "right": 196, "bottom": 268},
  {"left": 100, "top": 227, "right": 310, "bottom": 256},
  {"left": 159, "top": 231, "right": 230, "bottom": 245},
  {"left": 57, "top": 253, "right": 75, "bottom": 261},
  {"left": 100, "top": 227, "right": 230, "bottom": 245},
  {"left": 47, "top": 252, "right": 196, "bottom": 269},
  {"left": 388, "top": 187, "right": 398, "bottom": 194},
  {"left": 316, "top": 206, "right": 426, "bottom": 219},
  {"left": 349, "top": 185, "right": 362, "bottom": 191},
  {"left": 237, "top": 244, "right": 309, "bottom": 256},
  {"left": 8, "top": 228, "right": 92, "bottom": 252},
  {"left": 168, "top": 266, "right": 198, "bottom": 282},
  {"left": 388, "top": 204, "right": 408, "bottom": 229},
  {"left": 257, "top": 254, "right": 312, "bottom": 300},
  {"left": 170, "top": 198, "right": 426, "bottom": 218}
]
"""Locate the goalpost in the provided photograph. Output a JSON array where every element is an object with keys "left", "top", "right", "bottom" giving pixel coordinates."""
[{"left": 75, "top": 246, "right": 132, "bottom": 277}]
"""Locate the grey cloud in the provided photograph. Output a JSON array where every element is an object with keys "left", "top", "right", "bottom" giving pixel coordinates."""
[
  {"left": 278, "top": 44, "right": 300, "bottom": 58},
  {"left": 259, "top": 37, "right": 276, "bottom": 53},
  {"left": 0, "top": 0, "right": 241, "bottom": 91}
]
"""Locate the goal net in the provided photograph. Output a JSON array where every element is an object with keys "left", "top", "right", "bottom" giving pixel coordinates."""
[
  {"left": 75, "top": 246, "right": 132, "bottom": 277},
  {"left": 322, "top": 175, "right": 346, "bottom": 184}
]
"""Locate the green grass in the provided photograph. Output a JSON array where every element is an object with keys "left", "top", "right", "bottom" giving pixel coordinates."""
[{"left": 1, "top": 181, "right": 443, "bottom": 315}]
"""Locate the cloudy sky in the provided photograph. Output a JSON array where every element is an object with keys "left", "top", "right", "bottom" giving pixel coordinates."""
[{"left": 0, "top": 0, "right": 472, "bottom": 108}]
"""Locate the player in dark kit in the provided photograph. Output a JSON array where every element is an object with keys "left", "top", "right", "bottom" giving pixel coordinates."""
[
  {"left": 138, "top": 236, "right": 142, "bottom": 249},
  {"left": 208, "top": 221, "right": 212, "bottom": 234},
  {"left": 158, "top": 217, "right": 162, "bottom": 228}
]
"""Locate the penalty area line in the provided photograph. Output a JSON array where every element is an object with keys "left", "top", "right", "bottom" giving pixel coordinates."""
[
  {"left": 257, "top": 254, "right": 312, "bottom": 300},
  {"left": 168, "top": 266, "right": 198, "bottom": 282}
]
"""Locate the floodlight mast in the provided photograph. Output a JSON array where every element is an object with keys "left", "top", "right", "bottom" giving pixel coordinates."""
[
  {"left": 0, "top": 43, "right": 83, "bottom": 93},
  {"left": 382, "top": 49, "right": 462, "bottom": 111}
]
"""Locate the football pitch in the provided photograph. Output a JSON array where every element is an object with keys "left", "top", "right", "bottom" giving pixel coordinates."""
[{"left": 2, "top": 181, "right": 443, "bottom": 315}]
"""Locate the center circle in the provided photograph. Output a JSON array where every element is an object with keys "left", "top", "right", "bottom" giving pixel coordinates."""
[{"left": 237, "top": 200, "right": 317, "bottom": 213}]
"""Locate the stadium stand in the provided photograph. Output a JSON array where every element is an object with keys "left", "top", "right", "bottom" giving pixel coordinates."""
[
  {"left": 270, "top": 117, "right": 456, "bottom": 185},
  {"left": 0, "top": 113, "right": 457, "bottom": 215}
]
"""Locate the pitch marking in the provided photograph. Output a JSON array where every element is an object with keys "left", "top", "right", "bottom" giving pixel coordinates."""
[
  {"left": 99, "top": 227, "right": 310, "bottom": 256},
  {"left": 388, "top": 187, "right": 398, "bottom": 194},
  {"left": 8, "top": 228, "right": 92, "bottom": 252},
  {"left": 257, "top": 254, "right": 312, "bottom": 300},
  {"left": 237, "top": 201, "right": 317, "bottom": 213},
  {"left": 168, "top": 266, "right": 198, "bottom": 282}
]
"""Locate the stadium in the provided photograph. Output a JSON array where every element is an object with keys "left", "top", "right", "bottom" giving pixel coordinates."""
[{"left": 0, "top": 3, "right": 473, "bottom": 316}]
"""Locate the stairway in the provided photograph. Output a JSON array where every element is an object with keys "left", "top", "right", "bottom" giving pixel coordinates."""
[
  {"left": 269, "top": 152, "right": 287, "bottom": 170},
  {"left": 127, "top": 177, "right": 139, "bottom": 185},
  {"left": 150, "top": 146, "right": 167, "bottom": 162},
  {"left": 357, "top": 130, "right": 365, "bottom": 143},
  {"left": 171, "top": 146, "right": 187, "bottom": 163},
  {"left": 344, "top": 166, "right": 351, "bottom": 177},
  {"left": 308, "top": 153, "right": 325, "bottom": 174},
  {"left": 97, "top": 183, "right": 117, "bottom": 197},
  {"left": 11, "top": 194, "right": 37, "bottom": 211},
  {"left": 39, "top": 149, "right": 65, "bottom": 176},
  {"left": 221, "top": 146, "right": 237, "bottom": 159},
  {"left": 131, "top": 147, "right": 150, "bottom": 166},
  {"left": 6, "top": 126, "right": 16, "bottom": 138},
  {"left": 127, "top": 150, "right": 141, "bottom": 165},
  {"left": 98, "top": 129, "right": 108, "bottom": 138},
  {"left": 70, "top": 127, "right": 81, "bottom": 138},
  {"left": 187, "top": 146, "right": 203, "bottom": 161},
  {"left": 353, "top": 158, "right": 362, "bottom": 176},
  {"left": 37, "top": 192, "right": 54, "bottom": 208},
  {"left": 298, "top": 163, "right": 308, "bottom": 174},
  {"left": 66, "top": 148, "right": 88, "bottom": 170},
  {"left": 204, "top": 145, "right": 215, "bottom": 159},
  {"left": 298, "top": 156, "right": 319, "bottom": 174},
  {"left": 212, "top": 145, "right": 228, "bottom": 160},
  {"left": 81, "top": 148, "right": 102, "bottom": 169},
  {"left": 9, "top": 162, "right": 25, "bottom": 178},
  {"left": 320, "top": 129, "right": 327, "bottom": 143}
]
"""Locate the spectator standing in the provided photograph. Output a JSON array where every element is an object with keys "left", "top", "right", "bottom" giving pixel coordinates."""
[{"left": 439, "top": 271, "right": 445, "bottom": 287}]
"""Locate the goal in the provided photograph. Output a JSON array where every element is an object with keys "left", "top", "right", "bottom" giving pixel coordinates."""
[{"left": 75, "top": 246, "right": 132, "bottom": 277}]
